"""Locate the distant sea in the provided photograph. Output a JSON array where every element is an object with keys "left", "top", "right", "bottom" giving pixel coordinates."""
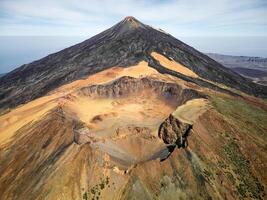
[{"left": 0, "top": 36, "right": 267, "bottom": 74}]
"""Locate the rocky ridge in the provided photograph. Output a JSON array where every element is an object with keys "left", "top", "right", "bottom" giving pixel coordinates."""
[{"left": 78, "top": 76, "right": 205, "bottom": 104}]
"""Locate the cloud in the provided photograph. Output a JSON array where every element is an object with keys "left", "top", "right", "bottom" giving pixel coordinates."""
[{"left": 0, "top": 0, "right": 266, "bottom": 36}]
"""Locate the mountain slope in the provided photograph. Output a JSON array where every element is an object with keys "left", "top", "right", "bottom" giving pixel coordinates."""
[
  {"left": 0, "top": 17, "right": 266, "bottom": 111},
  {"left": 0, "top": 17, "right": 267, "bottom": 200},
  {"left": 1, "top": 73, "right": 266, "bottom": 199}
]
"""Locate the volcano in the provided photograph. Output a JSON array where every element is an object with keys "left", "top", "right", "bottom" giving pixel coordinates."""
[
  {"left": 0, "top": 17, "right": 266, "bottom": 200},
  {"left": 1, "top": 16, "right": 266, "bottom": 110}
]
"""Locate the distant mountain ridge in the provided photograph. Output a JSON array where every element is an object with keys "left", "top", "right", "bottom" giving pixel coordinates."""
[
  {"left": 207, "top": 53, "right": 267, "bottom": 85},
  {"left": 207, "top": 53, "right": 267, "bottom": 71}
]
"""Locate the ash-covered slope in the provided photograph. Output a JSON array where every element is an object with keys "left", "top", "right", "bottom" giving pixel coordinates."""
[{"left": 0, "top": 16, "right": 266, "bottom": 110}]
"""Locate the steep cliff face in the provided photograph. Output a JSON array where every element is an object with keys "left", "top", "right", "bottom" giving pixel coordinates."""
[
  {"left": 1, "top": 17, "right": 266, "bottom": 111},
  {"left": 158, "top": 114, "right": 192, "bottom": 147},
  {"left": 79, "top": 76, "right": 204, "bottom": 105}
]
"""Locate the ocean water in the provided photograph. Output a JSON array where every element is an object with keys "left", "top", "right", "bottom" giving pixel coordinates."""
[{"left": 0, "top": 36, "right": 267, "bottom": 74}]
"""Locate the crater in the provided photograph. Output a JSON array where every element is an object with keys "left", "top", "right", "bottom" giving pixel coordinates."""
[{"left": 65, "top": 76, "right": 205, "bottom": 168}]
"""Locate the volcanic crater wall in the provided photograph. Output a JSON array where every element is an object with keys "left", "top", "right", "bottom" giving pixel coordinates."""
[{"left": 78, "top": 76, "right": 205, "bottom": 106}]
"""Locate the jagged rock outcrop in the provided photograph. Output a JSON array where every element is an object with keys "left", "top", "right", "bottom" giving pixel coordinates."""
[{"left": 158, "top": 114, "right": 192, "bottom": 147}]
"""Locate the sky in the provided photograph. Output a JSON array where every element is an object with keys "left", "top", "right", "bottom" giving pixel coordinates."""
[
  {"left": 0, "top": 0, "right": 267, "bottom": 73},
  {"left": 0, "top": 0, "right": 267, "bottom": 36}
]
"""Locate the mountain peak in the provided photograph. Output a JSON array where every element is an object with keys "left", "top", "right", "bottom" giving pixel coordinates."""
[
  {"left": 124, "top": 16, "right": 137, "bottom": 21},
  {"left": 119, "top": 16, "right": 146, "bottom": 30},
  {"left": 122, "top": 16, "right": 141, "bottom": 25}
]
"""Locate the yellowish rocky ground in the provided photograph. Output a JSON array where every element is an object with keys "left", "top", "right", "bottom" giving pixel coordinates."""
[
  {"left": 151, "top": 52, "right": 198, "bottom": 78},
  {"left": 172, "top": 98, "right": 210, "bottom": 124},
  {"left": 0, "top": 58, "right": 187, "bottom": 145}
]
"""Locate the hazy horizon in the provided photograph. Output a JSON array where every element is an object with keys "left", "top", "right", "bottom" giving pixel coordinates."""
[
  {"left": 0, "top": 35, "right": 267, "bottom": 74},
  {"left": 1, "top": 1, "right": 267, "bottom": 36}
]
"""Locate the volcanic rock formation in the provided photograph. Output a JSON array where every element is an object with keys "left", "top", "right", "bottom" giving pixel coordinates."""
[
  {"left": 158, "top": 114, "right": 192, "bottom": 147},
  {"left": 0, "top": 17, "right": 267, "bottom": 200}
]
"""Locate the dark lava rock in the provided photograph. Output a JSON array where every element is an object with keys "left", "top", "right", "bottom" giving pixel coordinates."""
[{"left": 158, "top": 114, "right": 192, "bottom": 147}]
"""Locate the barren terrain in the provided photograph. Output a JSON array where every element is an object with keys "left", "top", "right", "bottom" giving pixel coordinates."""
[{"left": 0, "top": 17, "right": 266, "bottom": 200}]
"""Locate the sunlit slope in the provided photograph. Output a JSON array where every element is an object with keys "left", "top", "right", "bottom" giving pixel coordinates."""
[
  {"left": 151, "top": 52, "right": 198, "bottom": 78},
  {"left": 0, "top": 53, "right": 266, "bottom": 200},
  {"left": 0, "top": 61, "right": 160, "bottom": 144}
]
